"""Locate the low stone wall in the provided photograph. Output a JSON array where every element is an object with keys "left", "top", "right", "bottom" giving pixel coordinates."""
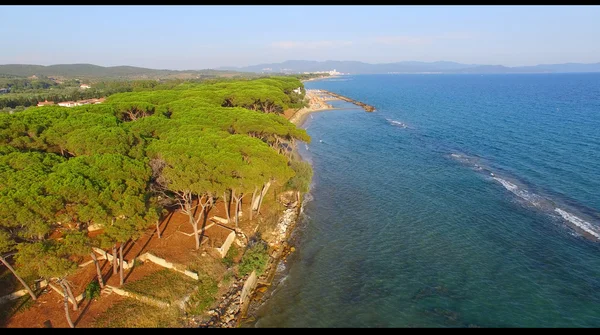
[
  {"left": 0, "top": 280, "right": 48, "bottom": 305},
  {"left": 137, "top": 252, "right": 199, "bottom": 280},
  {"left": 176, "top": 223, "right": 215, "bottom": 237},
  {"left": 216, "top": 231, "right": 236, "bottom": 258},
  {"left": 92, "top": 247, "right": 132, "bottom": 270},
  {"left": 211, "top": 216, "right": 229, "bottom": 225},
  {"left": 106, "top": 285, "right": 170, "bottom": 308},
  {"left": 240, "top": 271, "right": 257, "bottom": 306}
]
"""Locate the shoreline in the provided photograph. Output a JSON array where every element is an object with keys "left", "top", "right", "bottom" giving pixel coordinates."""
[
  {"left": 300, "top": 74, "right": 341, "bottom": 83},
  {"left": 233, "top": 89, "right": 334, "bottom": 327},
  {"left": 231, "top": 85, "right": 375, "bottom": 327},
  {"left": 195, "top": 88, "right": 336, "bottom": 328},
  {"left": 288, "top": 89, "right": 336, "bottom": 126}
]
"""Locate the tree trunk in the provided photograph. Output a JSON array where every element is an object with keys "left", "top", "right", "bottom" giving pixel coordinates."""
[
  {"left": 0, "top": 255, "right": 36, "bottom": 301},
  {"left": 223, "top": 191, "right": 230, "bottom": 223},
  {"left": 90, "top": 252, "right": 104, "bottom": 288},
  {"left": 257, "top": 183, "right": 269, "bottom": 215},
  {"left": 194, "top": 218, "right": 200, "bottom": 250},
  {"left": 119, "top": 243, "right": 124, "bottom": 286},
  {"left": 250, "top": 186, "right": 258, "bottom": 221},
  {"left": 59, "top": 279, "right": 75, "bottom": 328},
  {"left": 112, "top": 245, "right": 118, "bottom": 275},
  {"left": 188, "top": 210, "right": 200, "bottom": 250},
  {"left": 64, "top": 280, "right": 78, "bottom": 311},
  {"left": 232, "top": 190, "right": 240, "bottom": 229},
  {"left": 155, "top": 220, "right": 161, "bottom": 239}
]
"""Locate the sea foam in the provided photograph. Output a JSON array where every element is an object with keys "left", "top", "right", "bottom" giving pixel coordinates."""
[{"left": 554, "top": 208, "right": 600, "bottom": 240}]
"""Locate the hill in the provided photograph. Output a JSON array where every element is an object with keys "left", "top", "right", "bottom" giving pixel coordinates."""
[
  {"left": 0, "top": 63, "right": 250, "bottom": 80},
  {"left": 219, "top": 60, "right": 600, "bottom": 74}
]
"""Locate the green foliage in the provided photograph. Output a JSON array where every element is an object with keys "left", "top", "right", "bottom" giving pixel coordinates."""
[
  {"left": 221, "top": 244, "right": 239, "bottom": 267},
  {"left": 85, "top": 280, "right": 101, "bottom": 301},
  {"left": 92, "top": 298, "right": 181, "bottom": 328},
  {"left": 238, "top": 241, "right": 269, "bottom": 277},
  {"left": 15, "top": 240, "right": 79, "bottom": 279},
  {"left": 1, "top": 75, "right": 309, "bottom": 287},
  {"left": 185, "top": 273, "right": 218, "bottom": 315},
  {"left": 0, "top": 230, "right": 16, "bottom": 254},
  {"left": 0, "top": 151, "right": 65, "bottom": 240},
  {"left": 123, "top": 269, "right": 196, "bottom": 304},
  {"left": 286, "top": 159, "right": 313, "bottom": 193}
]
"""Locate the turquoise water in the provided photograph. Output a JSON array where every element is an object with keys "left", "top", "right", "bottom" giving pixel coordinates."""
[{"left": 250, "top": 74, "right": 600, "bottom": 327}]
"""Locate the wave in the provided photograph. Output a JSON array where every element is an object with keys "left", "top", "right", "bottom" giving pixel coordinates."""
[
  {"left": 554, "top": 208, "right": 600, "bottom": 240},
  {"left": 492, "top": 177, "right": 546, "bottom": 208},
  {"left": 450, "top": 151, "right": 600, "bottom": 241},
  {"left": 386, "top": 118, "right": 409, "bottom": 129}
]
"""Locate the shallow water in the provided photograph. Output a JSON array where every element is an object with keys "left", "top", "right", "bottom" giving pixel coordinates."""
[{"left": 250, "top": 73, "right": 600, "bottom": 327}]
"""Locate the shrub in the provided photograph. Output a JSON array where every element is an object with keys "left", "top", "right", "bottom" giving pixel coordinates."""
[
  {"left": 238, "top": 242, "right": 269, "bottom": 277},
  {"left": 185, "top": 274, "right": 218, "bottom": 315},
  {"left": 221, "top": 244, "right": 239, "bottom": 268},
  {"left": 85, "top": 280, "right": 101, "bottom": 301}
]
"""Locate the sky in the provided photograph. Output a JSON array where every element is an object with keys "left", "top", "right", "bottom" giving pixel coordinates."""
[{"left": 1, "top": 5, "right": 599, "bottom": 70}]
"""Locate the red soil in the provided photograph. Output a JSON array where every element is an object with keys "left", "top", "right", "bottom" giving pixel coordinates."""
[{"left": 2, "top": 198, "right": 261, "bottom": 328}]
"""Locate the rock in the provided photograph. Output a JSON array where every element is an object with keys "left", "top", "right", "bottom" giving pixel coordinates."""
[
  {"left": 290, "top": 246, "right": 296, "bottom": 252},
  {"left": 257, "top": 286, "right": 268, "bottom": 293},
  {"left": 201, "top": 252, "right": 207, "bottom": 257}
]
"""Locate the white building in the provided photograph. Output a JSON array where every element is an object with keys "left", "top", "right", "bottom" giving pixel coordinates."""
[
  {"left": 58, "top": 101, "right": 81, "bottom": 107},
  {"left": 303, "top": 69, "right": 344, "bottom": 76}
]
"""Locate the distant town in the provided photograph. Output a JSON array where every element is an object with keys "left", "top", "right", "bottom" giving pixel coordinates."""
[
  {"left": 36, "top": 97, "right": 105, "bottom": 107},
  {"left": 302, "top": 69, "right": 345, "bottom": 76},
  {"left": 260, "top": 68, "right": 347, "bottom": 76}
]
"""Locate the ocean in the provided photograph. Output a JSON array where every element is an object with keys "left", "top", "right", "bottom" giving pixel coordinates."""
[{"left": 248, "top": 73, "right": 600, "bottom": 327}]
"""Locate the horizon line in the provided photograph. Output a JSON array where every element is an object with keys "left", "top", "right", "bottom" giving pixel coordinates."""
[{"left": 2, "top": 60, "right": 600, "bottom": 72}]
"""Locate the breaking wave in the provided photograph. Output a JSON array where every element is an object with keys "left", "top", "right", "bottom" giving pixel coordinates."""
[
  {"left": 386, "top": 118, "right": 409, "bottom": 129},
  {"left": 555, "top": 208, "right": 600, "bottom": 240},
  {"left": 450, "top": 152, "right": 600, "bottom": 241}
]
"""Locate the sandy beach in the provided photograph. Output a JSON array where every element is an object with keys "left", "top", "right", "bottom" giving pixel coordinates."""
[{"left": 288, "top": 89, "right": 336, "bottom": 126}]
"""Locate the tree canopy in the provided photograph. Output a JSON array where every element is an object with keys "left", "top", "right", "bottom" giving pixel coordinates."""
[{"left": 0, "top": 75, "right": 312, "bottom": 289}]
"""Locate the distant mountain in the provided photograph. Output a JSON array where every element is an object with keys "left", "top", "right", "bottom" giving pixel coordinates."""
[
  {"left": 3, "top": 61, "right": 598, "bottom": 79},
  {"left": 218, "top": 60, "right": 477, "bottom": 74},
  {"left": 529, "top": 62, "right": 600, "bottom": 73},
  {"left": 0, "top": 63, "right": 246, "bottom": 80},
  {"left": 219, "top": 60, "right": 600, "bottom": 74}
]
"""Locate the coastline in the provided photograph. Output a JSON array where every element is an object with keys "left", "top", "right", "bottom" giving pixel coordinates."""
[
  {"left": 232, "top": 88, "right": 336, "bottom": 327},
  {"left": 225, "top": 85, "right": 375, "bottom": 328},
  {"left": 300, "top": 74, "right": 340, "bottom": 83},
  {"left": 194, "top": 87, "right": 337, "bottom": 328},
  {"left": 288, "top": 89, "right": 336, "bottom": 126}
]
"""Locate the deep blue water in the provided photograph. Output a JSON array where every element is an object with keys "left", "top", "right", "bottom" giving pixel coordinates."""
[{"left": 250, "top": 73, "right": 600, "bottom": 327}]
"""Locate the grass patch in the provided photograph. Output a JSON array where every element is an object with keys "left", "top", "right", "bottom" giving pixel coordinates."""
[
  {"left": 238, "top": 241, "right": 269, "bottom": 277},
  {"left": 185, "top": 274, "right": 218, "bottom": 316},
  {"left": 187, "top": 255, "right": 226, "bottom": 283},
  {"left": 92, "top": 298, "right": 181, "bottom": 328},
  {"left": 222, "top": 270, "right": 233, "bottom": 286},
  {"left": 123, "top": 269, "right": 196, "bottom": 304},
  {"left": 221, "top": 244, "right": 239, "bottom": 268}
]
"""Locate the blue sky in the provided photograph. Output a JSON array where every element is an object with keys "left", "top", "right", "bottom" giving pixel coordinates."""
[{"left": 1, "top": 5, "right": 599, "bottom": 69}]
